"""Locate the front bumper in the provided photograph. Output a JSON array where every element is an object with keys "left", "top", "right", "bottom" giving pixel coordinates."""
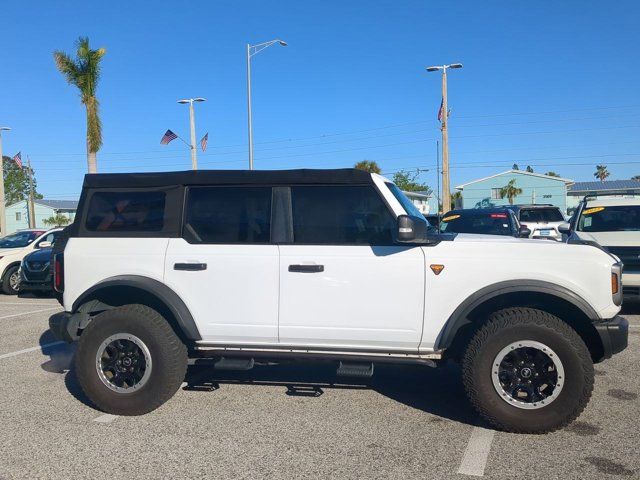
[{"left": 594, "top": 316, "right": 628, "bottom": 361}]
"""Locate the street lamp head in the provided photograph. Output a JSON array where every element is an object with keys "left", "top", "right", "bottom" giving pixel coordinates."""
[
  {"left": 278, "top": 40, "right": 288, "bottom": 46},
  {"left": 426, "top": 66, "right": 442, "bottom": 72},
  {"left": 177, "top": 99, "right": 190, "bottom": 104},
  {"left": 193, "top": 97, "right": 207, "bottom": 103},
  {"left": 0, "top": 127, "right": 11, "bottom": 131},
  {"left": 449, "top": 63, "right": 463, "bottom": 69}
]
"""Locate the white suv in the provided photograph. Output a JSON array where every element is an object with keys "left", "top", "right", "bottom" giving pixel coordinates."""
[
  {"left": 507, "top": 204, "right": 566, "bottom": 241},
  {"left": 570, "top": 196, "right": 640, "bottom": 298},
  {"left": 49, "top": 169, "right": 628, "bottom": 433},
  {"left": 0, "top": 228, "right": 62, "bottom": 294}
]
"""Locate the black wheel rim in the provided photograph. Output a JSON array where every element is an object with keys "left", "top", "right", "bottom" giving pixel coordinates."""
[
  {"left": 491, "top": 340, "right": 564, "bottom": 409},
  {"left": 96, "top": 334, "right": 152, "bottom": 393}
]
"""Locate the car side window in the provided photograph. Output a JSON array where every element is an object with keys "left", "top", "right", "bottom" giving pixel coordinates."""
[
  {"left": 184, "top": 186, "right": 272, "bottom": 244},
  {"left": 85, "top": 191, "right": 166, "bottom": 232},
  {"left": 290, "top": 185, "right": 395, "bottom": 244},
  {"left": 36, "top": 231, "right": 59, "bottom": 247}
]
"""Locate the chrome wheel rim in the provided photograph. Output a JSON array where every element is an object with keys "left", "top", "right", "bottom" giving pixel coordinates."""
[
  {"left": 96, "top": 334, "right": 152, "bottom": 393},
  {"left": 491, "top": 340, "right": 564, "bottom": 410},
  {"left": 9, "top": 271, "right": 20, "bottom": 291}
]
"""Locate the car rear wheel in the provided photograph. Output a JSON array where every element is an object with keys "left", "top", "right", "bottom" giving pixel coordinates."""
[
  {"left": 461, "top": 307, "right": 594, "bottom": 433},
  {"left": 2, "top": 266, "right": 20, "bottom": 295},
  {"left": 75, "top": 304, "right": 187, "bottom": 415}
]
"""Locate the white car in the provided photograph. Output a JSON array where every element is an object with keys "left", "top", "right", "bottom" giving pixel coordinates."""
[
  {"left": 570, "top": 197, "right": 640, "bottom": 298},
  {"left": 0, "top": 228, "right": 63, "bottom": 295},
  {"left": 49, "top": 169, "right": 627, "bottom": 433},
  {"left": 506, "top": 204, "right": 566, "bottom": 241}
]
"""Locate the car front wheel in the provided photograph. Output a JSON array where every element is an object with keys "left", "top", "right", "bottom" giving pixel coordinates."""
[
  {"left": 2, "top": 266, "right": 20, "bottom": 295},
  {"left": 75, "top": 304, "right": 188, "bottom": 415},
  {"left": 461, "top": 307, "right": 594, "bottom": 433}
]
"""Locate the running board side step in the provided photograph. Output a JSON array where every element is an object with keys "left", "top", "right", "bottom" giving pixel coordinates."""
[
  {"left": 192, "top": 345, "right": 443, "bottom": 364},
  {"left": 337, "top": 361, "right": 374, "bottom": 378}
]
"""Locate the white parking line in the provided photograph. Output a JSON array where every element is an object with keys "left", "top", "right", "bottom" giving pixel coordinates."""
[
  {"left": 93, "top": 414, "right": 118, "bottom": 424},
  {"left": 0, "top": 306, "right": 61, "bottom": 321},
  {"left": 0, "top": 302, "right": 60, "bottom": 306},
  {"left": 0, "top": 341, "right": 65, "bottom": 360},
  {"left": 457, "top": 426, "right": 496, "bottom": 477}
]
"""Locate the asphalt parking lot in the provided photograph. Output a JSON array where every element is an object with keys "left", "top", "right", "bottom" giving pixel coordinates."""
[{"left": 0, "top": 294, "right": 638, "bottom": 479}]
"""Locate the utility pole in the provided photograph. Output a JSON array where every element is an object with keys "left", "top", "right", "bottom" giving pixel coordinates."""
[
  {"left": 246, "top": 39, "right": 287, "bottom": 170},
  {"left": 26, "top": 157, "right": 35, "bottom": 228},
  {"left": 426, "top": 63, "right": 463, "bottom": 213},
  {"left": 0, "top": 127, "right": 10, "bottom": 236},
  {"left": 177, "top": 98, "right": 206, "bottom": 170}
]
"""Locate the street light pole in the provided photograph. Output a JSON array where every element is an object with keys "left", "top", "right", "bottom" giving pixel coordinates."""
[
  {"left": 426, "top": 63, "right": 463, "bottom": 213},
  {"left": 246, "top": 39, "right": 287, "bottom": 170},
  {"left": 178, "top": 98, "right": 206, "bottom": 170},
  {"left": 0, "top": 127, "right": 10, "bottom": 236}
]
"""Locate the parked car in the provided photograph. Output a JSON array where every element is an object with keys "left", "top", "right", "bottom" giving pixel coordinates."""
[
  {"left": 506, "top": 204, "right": 566, "bottom": 241},
  {"left": 569, "top": 196, "right": 640, "bottom": 299},
  {"left": 0, "top": 229, "right": 60, "bottom": 294},
  {"left": 19, "top": 229, "right": 64, "bottom": 296},
  {"left": 49, "top": 169, "right": 627, "bottom": 433},
  {"left": 439, "top": 208, "right": 529, "bottom": 238}
]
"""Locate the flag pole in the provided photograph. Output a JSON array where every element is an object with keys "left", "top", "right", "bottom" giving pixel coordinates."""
[{"left": 26, "top": 156, "right": 35, "bottom": 229}]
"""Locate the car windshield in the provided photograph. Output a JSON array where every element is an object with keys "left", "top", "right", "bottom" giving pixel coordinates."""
[
  {"left": 577, "top": 205, "right": 640, "bottom": 232},
  {"left": 519, "top": 208, "right": 564, "bottom": 223},
  {"left": 0, "top": 231, "right": 42, "bottom": 248},
  {"left": 440, "top": 212, "right": 513, "bottom": 236},
  {"left": 385, "top": 182, "right": 424, "bottom": 218}
]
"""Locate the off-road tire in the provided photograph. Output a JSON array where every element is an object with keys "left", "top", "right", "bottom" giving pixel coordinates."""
[
  {"left": 1, "top": 266, "right": 20, "bottom": 295},
  {"left": 75, "top": 304, "right": 187, "bottom": 415},
  {"left": 461, "top": 307, "right": 594, "bottom": 433}
]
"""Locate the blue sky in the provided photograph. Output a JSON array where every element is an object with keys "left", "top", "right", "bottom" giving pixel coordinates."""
[{"left": 1, "top": 0, "right": 639, "bottom": 199}]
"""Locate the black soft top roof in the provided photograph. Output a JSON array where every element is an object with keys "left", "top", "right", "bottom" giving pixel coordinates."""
[{"left": 82, "top": 168, "right": 375, "bottom": 189}]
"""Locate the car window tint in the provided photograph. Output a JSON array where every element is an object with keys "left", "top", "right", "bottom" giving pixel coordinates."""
[
  {"left": 440, "top": 213, "right": 513, "bottom": 236},
  {"left": 520, "top": 208, "right": 563, "bottom": 222},
  {"left": 291, "top": 185, "right": 395, "bottom": 244},
  {"left": 85, "top": 191, "right": 166, "bottom": 232},
  {"left": 578, "top": 205, "right": 640, "bottom": 232},
  {"left": 185, "top": 186, "right": 272, "bottom": 243}
]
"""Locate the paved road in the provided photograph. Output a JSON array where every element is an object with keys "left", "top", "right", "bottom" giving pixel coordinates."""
[{"left": 0, "top": 295, "right": 638, "bottom": 479}]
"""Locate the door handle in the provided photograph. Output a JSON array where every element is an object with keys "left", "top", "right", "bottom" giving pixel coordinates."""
[
  {"left": 174, "top": 262, "right": 207, "bottom": 271},
  {"left": 288, "top": 264, "right": 324, "bottom": 273}
]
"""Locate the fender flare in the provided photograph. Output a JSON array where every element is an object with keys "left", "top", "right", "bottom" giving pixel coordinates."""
[
  {"left": 71, "top": 275, "right": 202, "bottom": 341},
  {"left": 434, "top": 279, "right": 599, "bottom": 350}
]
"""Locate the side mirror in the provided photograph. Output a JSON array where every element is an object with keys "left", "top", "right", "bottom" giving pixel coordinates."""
[
  {"left": 558, "top": 222, "right": 571, "bottom": 235},
  {"left": 397, "top": 214, "right": 428, "bottom": 243},
  {"left": 518, "top": 225, "right": 532, "bottom": 238},
  {"left": 37, "top": 241, "right": 52, "bottom": 248}
]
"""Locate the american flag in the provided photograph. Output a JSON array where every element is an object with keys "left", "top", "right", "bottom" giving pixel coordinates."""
[
  {"left": 12, "top": 152, "right": 23, "bottom": 168},
  {"left": 160, "top": 129, "right": 178, "bottom": 145},
  {"left": 200, "top": 132, "right": 208, "bottom": 152},
  {"left": 437, "top": 98, "right": 444, "bottom": 122}
]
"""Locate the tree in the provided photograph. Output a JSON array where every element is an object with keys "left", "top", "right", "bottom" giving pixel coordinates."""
[
  {"left": 392, "top": 169, "right": 432, "bottom": 194},
  {"left": 354, "top": 160, "right": 381, "bottom": 174},
  {"left": 43, "top": 213, "right": 71, "bottom": 227},
  {"left": 545, "top": 171, "right": 561, "bottom": 177},
  {"left": 499, "top": 179, "right": 523, "bottom": 205},
  {"left": 512, "top": 163, "right": 519, "bottom": 170},
  {"left": 594, "top": 164, "right": 610, "bottom": 182},
  {"left": 526, "top": 165, "right": 534, "bottom": 173},
  {"left": 54, "top": 37, "right": 106, "bottom": 174},
  {"left": 450, "top": 191, "right": 462, "bottom": 209},
  {"left": 632, "top": 175, "right": 640, "bottom": 182},
  {"left": 2, "top": 156, "right": 43, "bottom": 205}
]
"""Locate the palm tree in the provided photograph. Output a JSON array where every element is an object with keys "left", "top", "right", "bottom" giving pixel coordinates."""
[
  {"left": 43, "top": 213, "right": 71, "bottom": 227},
  {"left": 499, "top": 179, "right": 523, "bottom": 205},
  {"left": 354, "top": 160, "right": 381, "bottom": 174},
  {"left": 54, "top": 37, "right": 106, "bottom": 174},
  {"left": 545, "top": 171, "right": 560, "bottom": 177},
  {"left": 594, "top": 165, "right": 610, "bottom": 182}
]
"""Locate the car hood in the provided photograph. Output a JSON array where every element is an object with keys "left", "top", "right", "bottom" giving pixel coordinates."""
[
  {"left": 575, "top": 231, "right": 640, "bottom": 246},
  {"left": 24, "top": 247, "right": 53, "bottom": 262},
  {"left": 453, "top": 233, "right": 562, "bottom": 245}
]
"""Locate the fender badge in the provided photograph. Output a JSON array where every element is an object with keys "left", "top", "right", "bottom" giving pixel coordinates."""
[{"left": 430, "top": 264, "right": 445, "bottom": 275}]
